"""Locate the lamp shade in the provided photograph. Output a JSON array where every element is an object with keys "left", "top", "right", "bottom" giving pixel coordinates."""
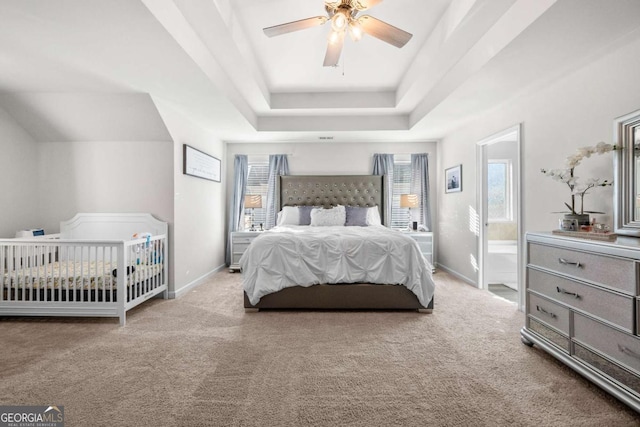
[
  {"left": 400, "top": 194, "right": 419, "bottom": 209},
  {"left": 244, "top": 194, "right": 262, "bottom": 209}
]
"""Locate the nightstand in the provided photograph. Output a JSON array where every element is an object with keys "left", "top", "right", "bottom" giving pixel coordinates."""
[
  {"left": 402, "top": 231, "right": 435, "bottom": 272},
  {"left": 229, "top": 231, "right": 262, "bottom": 272}
]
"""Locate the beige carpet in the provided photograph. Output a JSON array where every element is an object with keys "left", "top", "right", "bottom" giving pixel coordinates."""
[{"left": 0, "top": 271, "right": 638, "bottom": 426}]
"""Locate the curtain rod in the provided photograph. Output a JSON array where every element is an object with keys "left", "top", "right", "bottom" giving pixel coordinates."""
[{"left": 238, "top": 153, "right": 295, "bottom": 157}]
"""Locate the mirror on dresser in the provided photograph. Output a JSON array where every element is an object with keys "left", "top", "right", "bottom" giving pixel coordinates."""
[{"left": 614, "top": 109, "right": 640, "bottom": 236}]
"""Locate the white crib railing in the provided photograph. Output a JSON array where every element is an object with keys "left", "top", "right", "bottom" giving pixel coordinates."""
[{"left": 0, "top": 234, "right": 167, "bottom": 325}]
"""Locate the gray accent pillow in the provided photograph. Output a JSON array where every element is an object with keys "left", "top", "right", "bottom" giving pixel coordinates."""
[
  {"left": 298, "top": 206, "right": 316, "bottom": 226},
  {"left": 345, "top": 206, "right": 369, "bottom": 227}
]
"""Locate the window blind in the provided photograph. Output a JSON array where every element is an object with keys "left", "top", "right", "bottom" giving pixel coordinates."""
[
  {"left": 246, "top": 162, "right": 269, "bottom": 229},
  {"left": 391, "top": 161, "right": 412, "bottom": 229}
]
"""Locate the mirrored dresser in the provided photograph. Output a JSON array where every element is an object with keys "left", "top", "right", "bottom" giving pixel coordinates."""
[{"left": 522, "top": 232, "right": 640, "bottom": 412}]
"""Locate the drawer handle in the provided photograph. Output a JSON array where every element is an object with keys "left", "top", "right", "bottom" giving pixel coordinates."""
[
  {"left": 556, "top": 286, "right": 581, "bottom": 299},
  {"left": 618, "top": 344, "right": 640, "bottom": 360},
  {"left": 536, "top": 305, "right": 556, "bottom": 319},
  {"left": 558, "top": 258, "right": 582, "bottom": 268}
]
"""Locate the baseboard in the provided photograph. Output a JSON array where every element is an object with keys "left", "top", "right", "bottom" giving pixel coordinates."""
[
  {"left": 168, "top": 264, "right": 226, "bottom": 299},
  {"left": 436, "top": 264, "right": 477, "bottom": 287}
]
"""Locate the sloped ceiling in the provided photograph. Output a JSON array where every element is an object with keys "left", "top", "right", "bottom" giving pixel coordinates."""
[
  {"left": 0, "top": 93, "right": 172, "bottom": 142},
  {"left": 0, "top": 0, "right": 639, "bottom": 143}
]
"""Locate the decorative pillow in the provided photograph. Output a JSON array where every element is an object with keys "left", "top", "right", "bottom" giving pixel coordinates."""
[
  {"left": 276, "top": 206, "right": 300, "bottom": 226},
  {"left": 366, "top": 206, "right": 382, "bottom": 226},
  {"left": 345, "top": 206, "right": 369, "bottom": 226},
  {"left": 298, "top": 206, "right": 316, "bottom": 226},
  {"left": 310, "top": 205, "right": 346, "bottom": 226}
]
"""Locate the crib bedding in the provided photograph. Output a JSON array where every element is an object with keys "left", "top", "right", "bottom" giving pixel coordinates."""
[
  {"left": 2, "top": 260, "right": 163, "bottom": 290},
  {"left": 240, "top": 225, "right": 435, "bottom": 306}
]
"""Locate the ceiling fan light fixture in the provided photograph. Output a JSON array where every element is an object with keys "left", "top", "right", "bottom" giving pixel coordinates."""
[
  {"left": 328, "top": 30, "right": 341, "bottom": 45},
  {"left": 348, "top": 21, "right": 363, "bottom": 41},
  {"left": 331, "top": 10, "right": 349, "bottom": 32},
  {"left": 264, "top": 0, "right": 413, "bottom": 66}
]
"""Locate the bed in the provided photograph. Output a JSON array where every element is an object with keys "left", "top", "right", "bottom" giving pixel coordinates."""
[
  {"left": 241, "top": 175, "right": 435, "bottom": 312},
  {"left": 0, "top": 213, "right": 168, "bottom": 326}
]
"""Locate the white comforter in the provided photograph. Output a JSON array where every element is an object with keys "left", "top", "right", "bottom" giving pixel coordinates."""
[{"left": 240, "top": 225, "right": 435, "bottom": 306}]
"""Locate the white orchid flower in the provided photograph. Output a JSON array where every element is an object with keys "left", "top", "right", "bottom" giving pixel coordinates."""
[
  {"left": 577, "top": 147, "right": 592, "bottom": 158},
  {"left": 594, "top": 141, "right": 614, "bottom": 154}
]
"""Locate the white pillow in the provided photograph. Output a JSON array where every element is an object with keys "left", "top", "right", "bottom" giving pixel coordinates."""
[
  {"left": 366, "top": 206, "right": 382, "bottom": 226},
  {"left": 310, "top": 205, "right": 346, "bottom": 226},
  {"left": 276, "top": 206, "right": 300, "bottom": 226}
]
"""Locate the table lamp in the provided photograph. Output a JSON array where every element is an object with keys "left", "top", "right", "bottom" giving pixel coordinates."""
[
  {"left": 400, "top": 194, "right": 419, "bottom": 230},
  {"left": 244, "top": 195, "right": 262, "bottom": 231}
]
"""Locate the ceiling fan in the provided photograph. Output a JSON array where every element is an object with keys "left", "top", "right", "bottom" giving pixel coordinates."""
[{"left": 263, "top": 0, "right": 413, "bottom": 67}]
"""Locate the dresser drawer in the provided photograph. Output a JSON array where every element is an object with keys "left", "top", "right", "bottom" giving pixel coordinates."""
[
  {"left": 414, "top": 240, "right": 431, "bottom": 252},
  {"left": 527, "top": 292, "right": 570, "bottom": 335},
  {"left": 528, "top": 268, "right": 635, "bottom": 333},
  {"left": 574, "top": 312, "right": 640, "bottom": 375},
  {"left": 233, "top": 236, "right": 256, "bottom": 245},
  {"left": 232, "top": 253, "right": 244, "bottom": 264},
  {"left": 573, "top": 343, "right": 640, "bottom": 396},
  {"left": 528, "top": 243, "right": 637, "bottom": 294},
  {"left": 529, "top": 317, "right": 570, "bottom": 352},
  {"left": 233, "top": 243, "right": 250, "bottom": 254}
]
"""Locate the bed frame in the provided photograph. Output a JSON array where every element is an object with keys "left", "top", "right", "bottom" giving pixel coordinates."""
[
  {"left": 244, "top": 175, "right": 433, "bottom": 312},
  {"left": 0, "top": 213, "right": 169, "bottom": 326}
]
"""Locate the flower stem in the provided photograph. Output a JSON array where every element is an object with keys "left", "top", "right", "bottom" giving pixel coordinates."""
[{"left": 570, "top": 168, "right": 576, "bottom": 214}]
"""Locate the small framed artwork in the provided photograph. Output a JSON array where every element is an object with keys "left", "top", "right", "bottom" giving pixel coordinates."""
[
  {"left": 445, "top": 164, "right": 462, "bottom": 193},
  {"left": 183, "top": 144, "right": 221, "bottom": 182}
]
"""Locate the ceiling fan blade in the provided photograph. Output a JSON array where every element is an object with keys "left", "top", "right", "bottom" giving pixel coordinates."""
[
  {"left": 357, "top": 15, "right": 412, "bottom": 48},
  {"left": 323, "top": 31, "right": 345, "bottom": 67},
  {"left": 354, "top": 0, "right": 383, "bottom": 11},
  {"left": 263, "top": 16, "right": 328, "bottom": 38}
]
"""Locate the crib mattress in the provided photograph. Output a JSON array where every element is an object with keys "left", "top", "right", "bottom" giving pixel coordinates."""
[{"left": 2, "top": 261, "right": 163, "bottom": 290}]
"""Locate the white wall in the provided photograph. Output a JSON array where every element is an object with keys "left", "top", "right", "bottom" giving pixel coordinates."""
[
  {"left": 438, "top": 35, "right": 640, "bottom": 284},
  {"left": 2, "top": 93, "right": 176, "bottom": 289},
  {"left": 37, "top": 139, "right": 174, "bottom": 289},
  {"left": 2, "top": 92, "right": 226, "bottom": 297},
  {"left": 226, "top": 140, "right": 438, "bottom": 257},
  {"left": 156, "top": 101, "right": 226, "bottom": 296},
  {"left": 0, "top": 105, "right": 39, "bottom": 238},
  {"left": 37, "top": 141, "right": 173, "bottom": 234}
]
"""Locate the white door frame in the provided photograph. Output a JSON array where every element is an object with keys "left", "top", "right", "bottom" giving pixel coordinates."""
[{"left": 476, "top": 124, "right": 524, "bottom": 310}]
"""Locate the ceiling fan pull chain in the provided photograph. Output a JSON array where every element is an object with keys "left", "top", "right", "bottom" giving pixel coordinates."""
[{"left": 342, "top": 54, "right": 345, "bottom": 76}]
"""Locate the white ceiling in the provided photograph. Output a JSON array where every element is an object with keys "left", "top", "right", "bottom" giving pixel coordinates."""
[{"left": 1, "top": 0, "right": 639, "bottom": 144}]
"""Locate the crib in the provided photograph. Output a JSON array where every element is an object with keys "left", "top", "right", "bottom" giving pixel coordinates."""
[{"left": 0, "top": 213, "right": 168, "bottom": 326}]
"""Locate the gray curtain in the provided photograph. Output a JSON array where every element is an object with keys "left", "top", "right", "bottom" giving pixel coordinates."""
[
  {"left": 265, "top": 154, "right": 290, "bottom": 229},
  {"left": 411, "top": 153, "right": 432, "bottom": 231},
  {"left": 372, "top": 153, "right": 394, "bottom": 226},
  {"left": 225, "top": 155, "right": 248, "bottom": 266}
]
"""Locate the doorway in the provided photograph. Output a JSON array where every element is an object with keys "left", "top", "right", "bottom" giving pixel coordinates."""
[{"left": 476, "top": 125, "right": 522, "bottom": 308}]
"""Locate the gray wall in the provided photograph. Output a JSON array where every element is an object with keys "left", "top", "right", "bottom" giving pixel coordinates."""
[
  {"left": 0, "top": 105, "right": 39, "bottom": 238},
  {"left": 438, "top": 35, "right": 640, "bottom": 284},
  {"left": 226, "top": 140, "right": 438, "bottom": 259},
  {"left": 37, "top": 140, "right": 173, "bottom": 234},
  {"left": 156, "top": 100, "right": 227, "bottom": 296},
  {"left": 0, "top": 93, "right": 227, "bottom": 297}
]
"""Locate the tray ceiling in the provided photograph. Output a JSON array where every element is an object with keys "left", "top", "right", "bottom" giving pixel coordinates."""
[{"left": 0, "top": 0, "right": 639, "bottom": 143}]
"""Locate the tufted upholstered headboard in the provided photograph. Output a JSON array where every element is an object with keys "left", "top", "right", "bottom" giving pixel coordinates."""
[{"left": 277, "top": 175, "right": 386, "bottom": 226}]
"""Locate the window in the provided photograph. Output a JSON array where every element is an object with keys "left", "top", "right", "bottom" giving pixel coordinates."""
[
  {"left": 245, "top": 162, "right": 269, "bottom": 230},
  {"left": 487, "top": 159, "right": 513, "bottom": 221},
  {"left": 391, "top": 160, "right": 412, "bottom": 230}
]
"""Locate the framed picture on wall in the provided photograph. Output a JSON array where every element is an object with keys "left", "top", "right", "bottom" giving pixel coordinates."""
[
  {"left": 183, "top": 144, "right": 221, "bottom": 182},
  {"left": 445, "top": 164, "right": 462, "bottom": 193}
]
